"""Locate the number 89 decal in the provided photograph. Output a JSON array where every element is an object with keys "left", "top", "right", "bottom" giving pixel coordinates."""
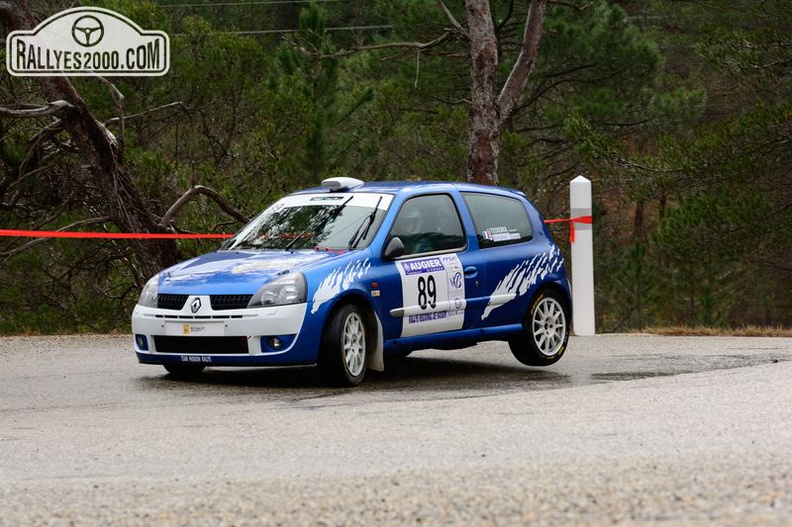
[
  {"left": 396, "top": 255, "right": 466, "bottom": 337},
  {"left": 417, "top": 275, "right": 437, "bottom": 310}
]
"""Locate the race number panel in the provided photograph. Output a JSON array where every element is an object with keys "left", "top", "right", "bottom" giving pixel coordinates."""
[{"left": 394, "top": 255, "right": 466, "bottom": 337}]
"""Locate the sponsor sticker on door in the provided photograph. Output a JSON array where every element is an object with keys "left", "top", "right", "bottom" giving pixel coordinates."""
[
  {"left": 7, "top": 7, "right": 169, "bottom": 76},
  {"left": 396, "top": 254, "right": 466, "bottom": 337}
]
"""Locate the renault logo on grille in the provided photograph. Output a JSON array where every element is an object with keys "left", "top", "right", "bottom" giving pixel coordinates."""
[{"left": 190, "top": 298, "right": 202, "bottom": 313}]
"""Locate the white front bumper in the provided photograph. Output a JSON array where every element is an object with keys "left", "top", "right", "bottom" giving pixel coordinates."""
[{"left": 132, "top": 297, "right": 307, "bottom": 355}]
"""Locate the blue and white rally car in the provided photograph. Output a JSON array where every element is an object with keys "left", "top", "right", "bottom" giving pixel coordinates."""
[{"left": 132, "top": 178, "right": 571, "bottom": 386}]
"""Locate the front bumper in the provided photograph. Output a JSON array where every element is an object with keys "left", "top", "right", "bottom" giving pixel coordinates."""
[{"left": 132, "top": 298, "right": 318, "bottom": 366}]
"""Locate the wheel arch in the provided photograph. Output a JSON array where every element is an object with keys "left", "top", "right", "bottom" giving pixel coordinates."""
[
  {"left": 532, "top": 281, "right": 572, "bottom": 317},
  {"left": 320, "top": 290, "right": 385, "bottom": 372},
  {"left": 509, "top": 281, "right": 572, "bottom": 366}
]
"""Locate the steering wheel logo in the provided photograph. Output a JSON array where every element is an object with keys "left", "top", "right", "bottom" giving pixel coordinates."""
[{"left": 71, "top": 15, "right": 104, "bottom": 47}]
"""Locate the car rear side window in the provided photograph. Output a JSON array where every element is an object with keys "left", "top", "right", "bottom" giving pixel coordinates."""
[
  {"left": 389, "top": 194, "right": 466, "bottom": 256},
  {"left": 462, "top": 192, "right": 534, "bottom": 248}
]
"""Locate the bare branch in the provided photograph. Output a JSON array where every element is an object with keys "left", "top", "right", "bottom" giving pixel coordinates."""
[
  {"left": 548, "top": 0, "right": 591, "bottom": 10},
  {"left": 0, "top": 100, "right": 74, "bottom": 119},
  {"left": 438, "top": 0, "right": 467, "bottom": 37},
  {"left": 93, "top": 75, "right": 125, "bottom": 155},
  {"left": 104, "top": 101, "right": 192, "bottom": 127},
  {"left": 159, "top": 185, "right": 249, "bottom": 229},
  {"left": 287, "top": 1, "right": 467, "bottom": 61},
  {"left": 308, "top": 29, "right": 458, "bottom": 59},
  {"left": 26, "top": 117, "right": 67, "bottom": 145},
  {"left": 498, "top": 0, "right": 548, "bottom": 119}
]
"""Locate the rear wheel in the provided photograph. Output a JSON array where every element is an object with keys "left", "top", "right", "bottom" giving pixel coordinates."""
[
  {"left": 318, "top": 303, "right": 370, "bottom": 386},
  {"left": 163, "top": 363, "right": 205, "bottom": 379},
  {"left": 509, "top": 289, "right": 570, "bottom": 366}
]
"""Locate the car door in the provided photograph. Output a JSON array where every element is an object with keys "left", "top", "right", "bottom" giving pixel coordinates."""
[
  {"left": 378, "top": 193, "right": 486, "bottom": 340},
  {"left": 461, "top": 191, "right": 559, "bottom": 328}
]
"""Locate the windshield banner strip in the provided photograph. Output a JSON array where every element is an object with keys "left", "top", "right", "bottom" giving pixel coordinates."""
[{"left": 279, "top": 193, "right": 393, "bottom": 209}]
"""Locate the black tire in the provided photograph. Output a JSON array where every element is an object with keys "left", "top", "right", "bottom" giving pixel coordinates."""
[
  {"left": 318, "top": 303, "right": 371, "bottom": 387},
  {"left": 163, "top": 363, "right": 205, "bottom": 379},
  {"left": 508, "top": 288, "right": 570, "bottom": 366}
]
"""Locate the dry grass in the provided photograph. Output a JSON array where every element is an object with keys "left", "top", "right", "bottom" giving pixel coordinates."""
[{"left": 642, "top": 326, "right": 792, "bottom": 337}]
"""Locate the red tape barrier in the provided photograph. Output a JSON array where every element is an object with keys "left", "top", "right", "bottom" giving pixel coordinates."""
[
  {"left": 0, "top": 229, "right": 232, "bottom": 239},
  {"left": 543, "top": 215, "right": 593, "bottom": 243},
  {"left": 1, "top": 216, "right": 592, "bottom": 243}
]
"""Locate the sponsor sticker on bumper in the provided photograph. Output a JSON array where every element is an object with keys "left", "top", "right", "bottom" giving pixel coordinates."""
[{"left": 165, "top": 322, "right": 225, "bottom": 336}]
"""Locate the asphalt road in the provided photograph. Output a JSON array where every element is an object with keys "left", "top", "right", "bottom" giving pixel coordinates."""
[{"left": 1, "top": 334, "right": 791, "bottom": 526}]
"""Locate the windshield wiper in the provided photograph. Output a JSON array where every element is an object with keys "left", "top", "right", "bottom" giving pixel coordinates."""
[
  {"left": 284, "top": 195, "right": 353, "bottom": 251},
  {"left": 348, "top": 196, "right": 382, "bottom": 250},
  {"left": 219, "top": 237, "right": 236, "bottom": 250}
]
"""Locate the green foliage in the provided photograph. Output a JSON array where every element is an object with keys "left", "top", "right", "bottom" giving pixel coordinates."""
[
  {"left": 651, "top": 187, "right": 766, "bottom": 325},
  {"left": 2, "top": 0, "right": 790, "bottom": 333},
  {"left": 598, "top": 97, "right": 792, "bottom": 329},
  {"left": 0, "top": 239, "right": 137, "bottom": 334},
  {"left": 601, "top": 240, "right": 660, "bottom": 331},
  {"left": 275, "top": 4, "right": 378, "bottom": 180}
]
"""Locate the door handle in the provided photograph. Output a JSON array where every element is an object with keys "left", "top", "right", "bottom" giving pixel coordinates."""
[{"left": 464, "top": 266, "right": 478, "bottom": 278}]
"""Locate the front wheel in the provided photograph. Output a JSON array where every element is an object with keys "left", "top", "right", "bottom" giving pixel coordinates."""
[
  {"left": 318, "top": 303, "right": 370, "bottom": 387},
  {"left": 509, "top": 289, "right": 570, "bottom": 366}
]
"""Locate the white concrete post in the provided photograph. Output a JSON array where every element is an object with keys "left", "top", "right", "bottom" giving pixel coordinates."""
[{"left": 570, "top": 176, "right": 595, "bottom": 335}]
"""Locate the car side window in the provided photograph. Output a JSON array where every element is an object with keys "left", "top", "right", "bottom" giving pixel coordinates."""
[
  {"left": 462, "top": 192, "right": 534, "bottom": 248},
  {"left": 388, "top": 194, "right": 466, "bottom": 256}
]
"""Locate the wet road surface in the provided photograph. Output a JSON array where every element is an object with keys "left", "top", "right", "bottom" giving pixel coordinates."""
[{"left": 0, "top": 334, "right": 790, "bottom": 525}]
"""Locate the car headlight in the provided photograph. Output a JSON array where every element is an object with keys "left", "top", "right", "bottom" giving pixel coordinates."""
[
  {"left": 248, "top": 273, "right": 306, "bottom": 307},
  {"left": 138, "top": 274, "right": 160, "bottom": 308}
]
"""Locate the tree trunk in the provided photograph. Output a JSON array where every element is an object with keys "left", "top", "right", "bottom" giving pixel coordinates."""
[
  {"left": 464, "top": 0, "right": 500, "bottom": 185},
  {"left": 43, "top": 78, "right": 179, "bottom": 280},
  {"left": 0, "top": 1, "right": 179, "bottom": 282},
  {"left": 464, "top": 0, "right": 548, "bottom": 186}
]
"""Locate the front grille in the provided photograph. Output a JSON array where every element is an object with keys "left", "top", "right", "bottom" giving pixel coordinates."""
[
  {"left": 158, "top": 294, "right": 188, "bottom": 310},
  {"left": 154, "top": 336, "right": 249, "bottom": 354},
  {"left": 156, "top": 294, "right": 252, "bottom": 311},
  {"left": 211, "top": 294, "right": 253, "bottom": 310}
]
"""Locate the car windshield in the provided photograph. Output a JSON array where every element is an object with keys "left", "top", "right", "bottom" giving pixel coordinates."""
[{"left": 221, "top": 193, "right": 392, "bottom": 251}]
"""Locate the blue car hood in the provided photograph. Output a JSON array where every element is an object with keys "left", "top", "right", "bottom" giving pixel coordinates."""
[{"left": 158, "top": 250, "right": 345, "bottom": 295}]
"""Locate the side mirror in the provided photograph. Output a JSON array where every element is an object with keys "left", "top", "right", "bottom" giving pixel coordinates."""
[{"left": 383, "top": 236, "right": 405, "bottom": 260}]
